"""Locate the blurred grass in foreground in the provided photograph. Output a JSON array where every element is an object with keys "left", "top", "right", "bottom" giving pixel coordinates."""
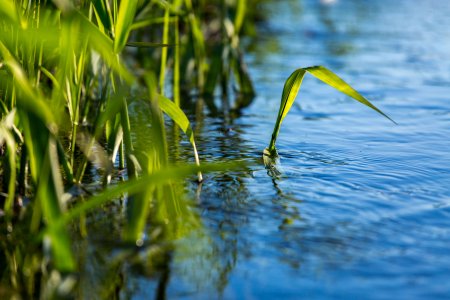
[{"left": 0, "top": 0, "right": 256, "bottom": 297}]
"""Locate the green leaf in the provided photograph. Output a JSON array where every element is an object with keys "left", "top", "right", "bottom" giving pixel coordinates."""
[
  {"left": 159, "top": 8, "right": 170, "bottom": 92},
  {"left": 125, "top": 41, "right": 172, "bottom": 48},
  {"left": 267, "top": 66, "right": 395, "bottom": 156},
  {"left": 48, "top": 162, "right": 245, "bottom": 231},
  {"left": 234, "top": 0, "right": 246, "bottom": 35},
  {"left": 267, "top": 69, "right": 306, "bottom": 155},
  {"left": 158, "top": 96, "right": 194, "bottom": 144},
  {"left": 114, "top": 0, "right": 139, "bottom": 53},
  {"left": 304, "top": 66, "right": 396, "bottom": 123},
  {"left": 76, "top": 12, "right": 134, "bottom": 83},
  {"left": 158, "top": 95, "right": 203, "bottom": 181},
  {"left": 0, "top": 42, "right": 55, "bottom": 125},
  {"left": 91, "top": 0, "right": 112, "bottom": 32},
  {"left": 0, "top": 110, "right": 17, "bottom": 216},
  {"left": 0, "top": 0, "right": 20, "bottom": 25}
]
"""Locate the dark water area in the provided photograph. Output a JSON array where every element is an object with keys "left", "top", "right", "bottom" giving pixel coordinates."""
[{"left": 7, "top": 0, "right": 448, "bottom": 299}]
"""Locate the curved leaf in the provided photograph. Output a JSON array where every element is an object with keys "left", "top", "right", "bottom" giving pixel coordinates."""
[
  {"left": 114, "top": 0, "right": 139, "bottom": 53},
  {"left": 267, "top": 66, "right": 395, "bottom": 156},
  {"left": 158, "top": 95, "right": 203, "bottom": 181},
  {"left": 47, "top": 162, "right": 244, "bottom": 231},
  {"left": 267, "top": 69, "right": 306, "bottom": 155},
  {"left": 304, "top": 66, "right": 396, "bottom": 123}
]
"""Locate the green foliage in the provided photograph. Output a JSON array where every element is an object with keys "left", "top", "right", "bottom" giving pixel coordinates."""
[
  {"left": 266, "top": 66, "right": 395, "bottom": 158},
  {"left": 0, "top": 0, "right": 254, "bottom": 292},
  {"left": 114, "top": 0, "right": 139, "bottom": 53}
]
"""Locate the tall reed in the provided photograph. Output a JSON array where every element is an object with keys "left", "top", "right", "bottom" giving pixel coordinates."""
[
  {"left": 0, "top": 0, "right": 253, "bottom": 296},
  {"left": 265, "top": 66, "right": 395, "bottom": 161}
]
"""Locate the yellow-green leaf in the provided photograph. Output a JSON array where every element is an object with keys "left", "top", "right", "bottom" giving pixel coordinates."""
[
  {"left": 114, "top": 0, "right": 139, "bottom": 53},
  {"left": 304, "top": 66, "right": 396, "bottom": 123},
  {"left": 267, "top": 66, "right": 395, "bottom": 156},
  {"left": 158, "top": 95, "right": 203, "bottom": 181}
]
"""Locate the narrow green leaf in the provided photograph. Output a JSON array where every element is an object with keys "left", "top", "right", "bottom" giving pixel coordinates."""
[
  {"left": 159, "top": 9, "right": 170, "bottom": 93},
  {"left": 173, "top": 16, "right": 181, "bottom": 106},
  {"left": 48, "top": 162, "right": 245, "bottom": 231},
  {"left": 232, "top": 49, "right": 255, "bottom": 98},
  {"left": 126, "top": 42, "right": 172, "bottom": 48},
  {"left": 304, "top": 66, "right": 396, "bottom": 124},
  {"left": 204, "top": 45, "right": 223, "bottom": 96},
  {"left": 91, "top": 0, "right": 112, "bottom": 32},
  {"left": 158, "top": 95, "right": 203, "bottom": 182},
  {"left": 0, "top": 42, "right": 55, "bottom": 125},
  {"left": 185, "top": 0, "right": 206, "bottom": 88},
  {"left": 0, "top": 110, "right": 17, "bottom": 216},
  {"left": 124, "top": 185, "right": 154, "bottom": 243},
  {"left": 77, "top": 12, "right": 134, "bottom": 83},
  {"left": 39, "top": 66, "right": 61, "bottom": 90},
  {"left": 268, "top": 69, "right": 306, "bottom": 154},
  {"left": 267, "top": 66, "right": 395, "bottom": 157},
  {"left": 158, "top": 96, "right": 194, "bottom": 144},
  {"left": 39, "top": 137, "right": 75, "bottom": 272},
  {"left": 130, "top": 17, "right": 175, "bottom": 31},
  {"left": 0, "top": 0, "right": 20, "bottom": 25},
  {"left": 114, "top": 0, "right": 139, "bottom": 53},
  {"left": 234, "top": 0, "right": 246, "bottom": 35}
]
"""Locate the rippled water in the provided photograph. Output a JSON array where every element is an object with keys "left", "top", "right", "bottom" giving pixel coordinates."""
[{"left": 106, "top": 0, "right": 450, "bottom": 298}]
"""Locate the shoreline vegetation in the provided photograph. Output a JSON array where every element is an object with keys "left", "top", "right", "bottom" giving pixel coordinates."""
[
  {"left": 0, "top": 0, "right": 393, "bottom": 298},
  {"left": 0, "top": 0, "right": 258, "bottom": 297}
]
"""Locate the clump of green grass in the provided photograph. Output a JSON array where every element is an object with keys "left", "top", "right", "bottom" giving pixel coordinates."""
[
  {"left": 265, "top": 66, "right": 395, "bottom": 163},
  {"left": 0, "top": 0, "right": 254, "bottom": 296}
]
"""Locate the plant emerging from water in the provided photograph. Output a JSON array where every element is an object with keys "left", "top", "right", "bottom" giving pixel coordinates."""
[{"left": 265, "top": 66, "right": 395, "bottom": 163}]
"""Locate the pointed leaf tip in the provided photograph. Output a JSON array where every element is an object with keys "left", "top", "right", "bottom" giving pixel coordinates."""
[
  {"left": 304, "top": 66, "right": 396, "bottom": 124},
  {"left": 267, "top": 65, "right": 397, "bottom": 156}
]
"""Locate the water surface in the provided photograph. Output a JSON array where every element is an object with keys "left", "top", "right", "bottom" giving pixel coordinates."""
[{"left": 93, "top": 0, "right": 450, "bottom": 298}]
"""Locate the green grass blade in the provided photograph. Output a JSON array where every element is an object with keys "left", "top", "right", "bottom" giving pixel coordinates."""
[
  {"left": 232, "top": 49, "right": 255, "bottom": 98},
  {"left": 0, "top": 110, "right": 17, "bottom": 216},
  {"left": 267, "top": 66, "right": 395, "bottom": 157},
  {"left": 267, "top": 69, "right": 306, "bottom": 154},
  {"left": 38, "top": 137, "right": 75, "bottom": 272},
  {"left": 114, "top": 0, "right": 138, "bottom": 53},
  {"left": 0, "top": 0, "right": 20, "bottom": 25},
  {"left": 124, "top": 185, "right": 154, "bottom": 243},
  {"left": 304, "top": 66, "right": 396, "bottom": 124},
  {"left": 234, "top": 0, "right": 246, "bottom": 35},
  {"left": 125, "top": 42, "right": 172, "bottom": 48},
  {"left": 0, "top": 42, "right": 55, "bottom": 125},
  {"left": 41, "top": 137, "right": 76, "bottom": 272},
  {"left": 91, "top": 0, "right": 112, "bottom": 32},
  {"left": 185, "top": 0, "right": 206, "bottom": 88},
  {"left": 130, "top": 16, "right": 176, "bottom": 31},
  {"left": 173, "top": 16, "right": 180, "bottom": 106},
  {"left": 159, "top": 9, "right": 170, "bottom": 93},
  {"left": 20, "top": 112, "right": 75, "bottom": 271},
  {"left": 48, "top": 162, "right": 245, "bottom": 231},
  {"left": 158, "top": 95, "right": 202, "bottom": 181},
  {"left": 158, "top": 96, "right": 194, "bottom": 144},
  {"left": 39, "top": 66, "right": 61, "bottom": 90},
  {"left": 77, "top": 12, "right": 134, "bottom": 83}
]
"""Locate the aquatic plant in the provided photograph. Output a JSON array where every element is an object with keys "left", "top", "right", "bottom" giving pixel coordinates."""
[
  {"left": 265, "top": 66, "right": 395, "bottom": 160},
  {"left": 0, "top": 1, "right": 253, "bottom": 296}
]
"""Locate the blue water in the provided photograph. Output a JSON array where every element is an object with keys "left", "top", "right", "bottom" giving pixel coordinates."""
[{"left": 127, "top": 0, "right": 450, "bottom": 298}]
